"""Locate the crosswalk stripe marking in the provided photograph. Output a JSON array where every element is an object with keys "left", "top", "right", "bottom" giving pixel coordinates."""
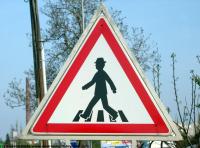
[
  {"left": 119, "top": 110, "right": 128, "bottom": 122},
  {"left": 73, "top": 110, "right": 83, "bottom": 122},
  {"left": 97, "top": 110, "right": 104, "bottom": 122},
  {"left": 73, "top": 110, "right": 128, "bottom": 123}
]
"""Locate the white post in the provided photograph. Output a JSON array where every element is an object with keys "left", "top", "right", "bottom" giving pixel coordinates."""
[
  {"left": 41, "top": 45, "right": 52, "bottom": 148},
  {"left": 41, "top": 45, "right": 47, "bottom": 94}
]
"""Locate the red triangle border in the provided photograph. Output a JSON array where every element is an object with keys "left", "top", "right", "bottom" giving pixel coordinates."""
[{"left": 33, "top": 18, "right": 169, "bottom": 134}]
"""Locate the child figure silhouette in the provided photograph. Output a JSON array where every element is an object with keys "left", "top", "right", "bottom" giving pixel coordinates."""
[{"left": 80, "top": 57, "right": 118, "bottom": 121}]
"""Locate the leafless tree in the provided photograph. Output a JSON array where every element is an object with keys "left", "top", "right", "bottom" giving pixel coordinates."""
[{"left": 4, "top": 0, "right": 159, "bottom": 113}]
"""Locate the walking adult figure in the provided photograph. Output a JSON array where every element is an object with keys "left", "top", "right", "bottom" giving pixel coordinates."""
[{"left": 80, "top": 57, "right": 118, "bottom": 121}]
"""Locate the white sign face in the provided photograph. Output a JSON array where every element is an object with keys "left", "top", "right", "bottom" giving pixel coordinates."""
[
  {"left": 48, "top": 35, "right": 154, "bottom": 124},
  {"left": 22, "top": 4, "right": 182, "bottom": 141}
]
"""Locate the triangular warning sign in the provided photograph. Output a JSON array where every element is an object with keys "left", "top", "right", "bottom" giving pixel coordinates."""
[{"left": 22, "top": 4, "right": 181, "bottom": 141}]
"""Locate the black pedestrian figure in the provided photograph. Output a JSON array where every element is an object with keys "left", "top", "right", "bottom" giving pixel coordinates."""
[{"left": 80, "top": 58, "right": 118, "bottom": 121}]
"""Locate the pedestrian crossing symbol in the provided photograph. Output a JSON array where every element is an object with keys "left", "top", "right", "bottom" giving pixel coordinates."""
[{"left": 22, "top": 4, "right": 181, "bottom": 141}]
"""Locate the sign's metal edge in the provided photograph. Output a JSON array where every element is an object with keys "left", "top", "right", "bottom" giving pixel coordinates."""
[
  {"left": 20, "top": 135, "right": 181, "bottom": 141},
  {"left": 22, "top": 3, "right": 182, "bottom": 141}
]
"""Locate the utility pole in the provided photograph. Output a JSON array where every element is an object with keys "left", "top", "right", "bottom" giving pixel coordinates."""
[
  {"left": 28, "top": 0, "right": 45, "bottom": 103},
  {"left": 28, "top": 0, "right": 48, "bottom": 146}
]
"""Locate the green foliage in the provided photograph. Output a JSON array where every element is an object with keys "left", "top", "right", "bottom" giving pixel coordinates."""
[
  {"left": 15, "top": 139, "right": 30, "bottom": 145},
  {"left": 193, "top": 75, "right": 200, "bottom": 87},
  {"left": 5, "top": 133, "right": 10, "bottom": 145},
  {"left": 92, "top": 140, "right": 101, "bottom": 148}
]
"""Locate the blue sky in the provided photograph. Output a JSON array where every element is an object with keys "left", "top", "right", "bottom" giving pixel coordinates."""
[
  {"left": 0, "top": 1, "right": 32, "bottom": 139},
  {"left": 107, "top": 0, "right": 200, "bottom": 110},
  {"left": 0, "top": 0, "right": 200, "bottom": 139}
]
